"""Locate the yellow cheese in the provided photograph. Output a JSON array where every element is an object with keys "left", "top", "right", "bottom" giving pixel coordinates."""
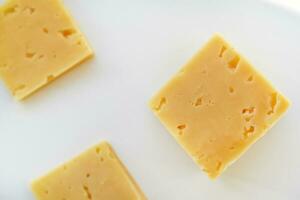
[
  {"left": 0, "top": 0, "right": 93, "bottom": 100},
  {"left": 149, "top": 34, "right": 290, "bottom": 179},
  {"left": 31, "top": 141, "right": 146, "bottom": 200}
]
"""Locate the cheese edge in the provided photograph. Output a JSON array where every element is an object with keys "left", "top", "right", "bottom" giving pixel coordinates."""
[
  {"left": 30, "top": 141, "right": 147, "bottom": 199},
  {"left": 0, "top": 0, "right": 94, "bottom": 101},
  {"left": 148, "top": 34, "right": 291, "bottom": 179}
]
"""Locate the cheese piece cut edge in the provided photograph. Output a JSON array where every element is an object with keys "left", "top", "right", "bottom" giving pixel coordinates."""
[
  {"left": 149, "top": 34, "right": 290, "bottom": 179},
  {"left": 0, "top": 0, "right": 94, "bottom": 101},
  {"left": 30, "top": 141, "right": 147, "bottom": 199}
]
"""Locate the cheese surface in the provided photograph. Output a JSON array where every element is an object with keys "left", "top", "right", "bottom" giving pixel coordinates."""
[
  {"left": 31, "top": 142, "right": 146, "bottom": 200},
  {"left": 149, "top": 35, "right": 290, "bottom": 178},
  {"left": 0, "top": 0, "right": 93, "bottom": 100}
]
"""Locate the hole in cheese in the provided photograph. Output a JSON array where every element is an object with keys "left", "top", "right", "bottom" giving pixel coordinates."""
[
  {"left": 267, "top": 93, "right": 278, "bottom": 115},
  {"left": 46, "top": 75, "right": 55, "bottom": 83},
  {"left": 28, "top": 7, "right": 35, "bottom": 14},
  {"left": 219, "top": 46, "right": 227, "bottom": 58},
  {"left": 154, "top": 97, "right": 167, "bottom": 111},
  {"left": 3, "top": 5, "right": 19, "bottom": 16},
  {"left": 25, "top": 52, "right": 36, "bottom": 58},
  {"left": 243, "top": 125, "right": 255, "bottom": 138},
  {"left": 207, "top": 99, "right": 215, "bottom": 106},
  {"left": 83, "top": 185, "right": 92, "bottom": 200},
  {"left": 247, "top": 75, "right": 254, "bottom": 82},
  {"left": 216, "top": 161, "right": 222, "bottom": 171},
  {"left": 177, "top": 124, "right": 187, "bottom": 136},
  {"left": 242, "top": 107, "right": 255, "bottom": 114},
  {"left": 244, "top": 116, "right": 253, "bottom": 122},
  {"left": 42, "top": 27, "right": 49, "bottom": 34},
  {"left": 228, "top": 86, "right": 234, "bottom": 94},
  {"left": 229, "top": 146, "right": 235, "bottom": 150},
  {"left": 59, "top": 28, "right": 76, "bottom": 38},
  {"left": 77, "top": 40, "right": 82, "bottom": 46},
  {"left": 227, "top": 55, "right": 240, "bottom": 70},
  {"left": 193, "top": 97, "right": 203, "bottom": 107},
  {"left": 96, "top": 147, "right": 101, "bottom": 154},
  {"left": 177, "top": 124, "right": 186, "bottom": 130}
]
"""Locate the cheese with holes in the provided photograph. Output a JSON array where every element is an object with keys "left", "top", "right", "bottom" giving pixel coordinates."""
[
  {"left": 31, "top": 141, "right": 146, "bottom": 200},
  {"left": 0, "top": 0, "right": 93, "bottom": 100},
  {"left": 149, "top": 35, "right": 290, "bottom": 178}
]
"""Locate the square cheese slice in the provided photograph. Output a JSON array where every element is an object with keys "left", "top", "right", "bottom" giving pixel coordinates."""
[
  {"left": 31, "top": 142, "right": 146, "bottom": 200},
  {"left": 149, "top": 35, "right": 290, "bottom": 179},
  {"left": 0, "top": 0, "right": 93, "bottom": 100}
]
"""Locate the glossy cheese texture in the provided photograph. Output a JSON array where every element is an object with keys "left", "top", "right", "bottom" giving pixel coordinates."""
[
  {"left": 0, "top": 0, "right": 93, "bottom": 100},
  {"left": 31, "top": 142, "right": 146, "bottom": 200},
  {"left": 149, "top": 35, "right": 290, "bottom": 178}
]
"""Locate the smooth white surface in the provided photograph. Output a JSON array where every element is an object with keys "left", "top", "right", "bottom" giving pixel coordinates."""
[
  {"left": 0, "top": 0, "right": 299, "bottom": 199},
  {"left": 267, "top": 0, "right": 300, "bottom": 12}
]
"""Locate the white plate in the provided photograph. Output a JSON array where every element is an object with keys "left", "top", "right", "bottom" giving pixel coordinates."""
[{"left": 0, "top": 0, "right": 299, "bottom": 199}]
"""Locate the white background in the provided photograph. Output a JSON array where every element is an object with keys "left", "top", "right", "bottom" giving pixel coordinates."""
[{"left": 0, "top": 0, "right": 299, "bottom": 199}]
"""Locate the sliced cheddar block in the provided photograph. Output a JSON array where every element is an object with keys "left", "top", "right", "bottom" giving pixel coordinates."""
[
  {"left": 0, "top": 0, "right": 93, "bottom": 100},
  {"left": 31, "top": 142, "right": 146, "bottom": 200},
  {"left": 149, "top": 34, "right": 290, "bottom": 178}
]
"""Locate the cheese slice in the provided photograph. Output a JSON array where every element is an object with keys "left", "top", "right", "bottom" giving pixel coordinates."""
[
  {"left": 149, "top": 34, "right": 290, "bottom": 179},
  {"left": 0, "top": 0, "right": 93, "bottom": 100},
  {"left": 31, "top": 141, "right": 146, "bottom": 200}
]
